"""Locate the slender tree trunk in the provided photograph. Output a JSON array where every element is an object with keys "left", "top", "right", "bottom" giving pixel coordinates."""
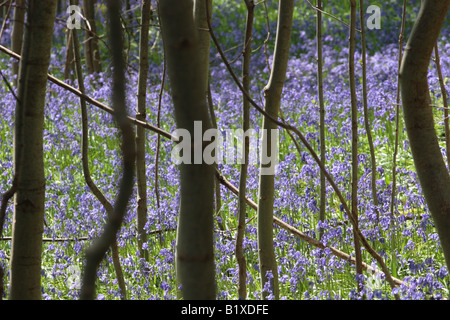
[
  {"left": 206, "top": 0, "right": 399, "bottom": 298},
  {"left": 71, "top": 7, "right": 127, "bottom": 299},
  {"left": 257, "top": 0, "right": 293, "bottom": 300},
  {"left": 155, "top": 43, "right": 165, "bottom": 244},
  {"left": 9, "top": 0, "right": 57, "bottom": 300},
  {"left": 207, "top": 75, "right": 224, "bottom": 230},
  {"left": 194, "top": 0, "right": 211, "bottom": 94},
  {"left": 359, "top": 0, "right": 378, "bottom": 220},
  {"left": 64, "top": 29, "right": 75, "bottom": 81},
  {"left": 236, "top": 0, "right": 254, "bottom": 300},
  {"left": 399, "top": 0, "right": 450, "bottom": 270},
  {"left": 349, "top": 0, "right": 363, "bottom": 293},
  {"left": 159, "top": 0, "right": 216, "bottom": 300},
  {"left": 195, "top": 0, "right": 224, "bottom": 231},
  {"left": 316, "top": 0, "right": 326, "bottom": 239},
  {"left": 136, "top": 0, "right": 152, "bottom": 262},
  {"left": 433, "top": 44, "right": 450, "bottom": 169},
  {"left": 387, "top": 0, "right": 407, "bottom": 279},
  {"left": 83, "top": 0, "right": 102, "bottom": 74},
  {"left": 390, "top": 0, "right": 407, "bottom": 221},
  {"left": 197, "top": 0, "right": 223, "bottom": 230},
  {"left": 80, "top": 0, "right": 135, "bottom": 300},
  {"left": 11, "top": 0, "right": 25, "bottom": 86}
]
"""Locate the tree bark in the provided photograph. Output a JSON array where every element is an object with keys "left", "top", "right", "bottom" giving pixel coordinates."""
[
  {"left": 399, "top": 0, "right": 450, "bottom": 269},
  {"left": 390, "top": 0, "right": 407, "bottom": 221},
  {"left": 159, "top": 0, "right": 216, "bottom": 299},
  {"left": 257, "top": 0, "right": 293, "bottom": 300},
  {"left": 433, "top": 44, "right": 450, "bottom": 169},
  {"left": 136, "top": 0, "right": 152, "bottom": 262},
  {"left": 195, "top": 0, "right": 224, "bottom": 231},
  {"left": 316, "top": 0, "right": 326, "bottom": 239},
  {"left": 349, "top": 0, "right": 363, "bottom": 293},
  {"left": 9, "top": 0, "right": 57, "bottom": 300},
  {"left": 360, "top": 0, "right": 379, "bottom": 220},
  {"left": 11, "top": 0, "right": 25, "bottom": 87},
  {"left": 80, "top": 0, "right": 135, "bottom": 300},
  {"left": 83, "top": 0, "right": 102, "bottom": 74},
  {"left": 236, "top": 0, "right": 254, "bottom": 300},
  {"left": 194, "top": 0, "right": 211, "bottom": 97},
  {"left": 71, "top": 8, "right": 127, "bottom": 299}
]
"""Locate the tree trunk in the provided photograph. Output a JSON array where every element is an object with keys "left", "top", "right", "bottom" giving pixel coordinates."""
[
  {"left": 390, "top": 0, "right": 407, "bottom": 222},
  {"left": 71, "top": 4, "right": 127, "bottom": 298},
  {"left": 80, "top": 0, "right": 135, "bottom": 300},
  {"left": 83, "top": 0, "right": 102, "bottom": 74},
  {"left": 236, "top": 0, "right": 254, "bottom": 300},
  {"left": 194, "top": 0, "right": 211, "bottom": 96},
  {"left": 136, "top": 0, "right": 152, "bottom": 262},
  {"left": 195, "top": 0, "right": 224, "bottom": 231},
  {"left": 11, "top": 0, "right": 25, "bottom": 86},
  {"left": 399, "top": 0, "right": 450, "bottom": 270},
  {"left": 9, "top": 0, "right": 57, "bottom": 300},
  {"left": 349, "top": 0, "right": 363, "bottom": 292},
  {"left": 64, "top": 29, "right": 75, "bottom": 81},
  {"left": 433, "top": 44, "right": 450, "bottom": 169},
  {"left": 316, "top": 0, "right": 326, "bottom": 239},
  {"left": 359, "top": 0, "right": 379, "bottom": 220},
  {"left": 257, "top": 0, "right": 293, "bottom": 300},
  {"left": 159, "top": 0, "right": 216, "bottom": 300}
]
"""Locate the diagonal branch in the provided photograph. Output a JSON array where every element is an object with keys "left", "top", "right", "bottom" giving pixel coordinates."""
[
  {"left": 215, "top": 170, "right": 404, "bottom": 287},
  {"left": 206, "top": 2, "right": 400, "bottom": 295},
  {"left": 0, "top": 44, "right": 175, "bottom": 141}
]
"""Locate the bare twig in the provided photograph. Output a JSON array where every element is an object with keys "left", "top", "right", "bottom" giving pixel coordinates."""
[{"left": 303, "top": 0, "right": 361, "bottom": 32}]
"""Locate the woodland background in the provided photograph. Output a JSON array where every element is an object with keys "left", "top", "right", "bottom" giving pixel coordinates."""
[{"left": 0, "top": 0, "right": 450, "bottom": 300}]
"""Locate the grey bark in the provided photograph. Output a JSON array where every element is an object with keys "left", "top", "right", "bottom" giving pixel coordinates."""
[
  {"left": 257, "top": 0, "right": 293, "bottom": 300},
  {"left": 159, "top": 0, "right": 216, "bottom": 299},
  {"left": 399, "top": 0, "right": 450, "bottom": 270},
  {"left": 9, "top": 0, "right": 57, "bottom": 300}
]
